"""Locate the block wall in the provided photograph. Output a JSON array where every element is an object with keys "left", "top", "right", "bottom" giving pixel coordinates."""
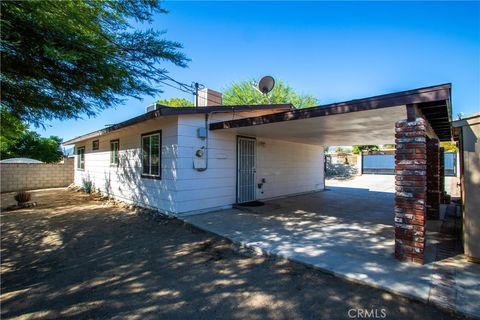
[{"left": 0, "top": 158, "right": 74, "bottom": 193}]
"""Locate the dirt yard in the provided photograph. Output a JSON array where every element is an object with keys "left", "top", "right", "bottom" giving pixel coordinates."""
[{"left": 1, "top": 189, "right": 461, "bottom": 319}]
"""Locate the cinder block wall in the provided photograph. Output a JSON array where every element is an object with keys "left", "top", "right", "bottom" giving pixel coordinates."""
[{"left": 0, "top": 158, "right": 74, "bottom": 193}]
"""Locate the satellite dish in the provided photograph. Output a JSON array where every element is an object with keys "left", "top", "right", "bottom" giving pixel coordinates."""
[{"left": 258, "top": 76, "right": 275, "bottom": 94}]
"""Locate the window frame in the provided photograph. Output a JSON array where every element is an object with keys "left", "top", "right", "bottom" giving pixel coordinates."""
[
  {"left": 77, "top": 146, "right": 85, "bottom": 170},
  {"left": 110, "top": 139, "right": 120, "bottom": 166},
  {"left": 141, "top": 130, "right": 162, "bottom": 179},
  {"left": 92, "top": 140, "right": 99, "bottom": 151}
]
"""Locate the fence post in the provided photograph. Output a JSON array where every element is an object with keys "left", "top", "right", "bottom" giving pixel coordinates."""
[{"left": 357, "top": 151, "right": 363, "bottom": 175}]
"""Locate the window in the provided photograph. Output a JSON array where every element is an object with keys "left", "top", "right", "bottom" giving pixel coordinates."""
[
  {"left": 77, "top": 146, "right": 85, "bottom": 170},
  {"left": 110, "top": 140, "right": 119, "bottom": 165},
  {"left": 92, "top": 140, "right": 99, "bottom": 150},
  {"left": 141, "top": 131, "right": 161, "bottom": 178}
]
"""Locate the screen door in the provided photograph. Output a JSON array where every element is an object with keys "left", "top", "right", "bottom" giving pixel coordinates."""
[{"left": 237, "top": 137, "right": 256, "bottom": 203}]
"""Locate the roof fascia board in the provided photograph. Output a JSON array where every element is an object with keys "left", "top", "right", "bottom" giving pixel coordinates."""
[
  {"left": 210, "top": 84, "right": 451, "bottom": 131},
  {"left": 63, "top": 104, "right": 293, "bottom": 145}
]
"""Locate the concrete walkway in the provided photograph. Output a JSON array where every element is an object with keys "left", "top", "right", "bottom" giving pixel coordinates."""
[{"left": 184, "top": 176, "right": 480, "bottom": 318}]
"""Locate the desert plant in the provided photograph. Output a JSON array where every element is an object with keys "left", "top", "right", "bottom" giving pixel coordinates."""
[
  {"left": 14, "top": 191, "right": 31, "bottom": 204},
  {"left": 82, "top": 178, "right": 93, "bottom": 194}
]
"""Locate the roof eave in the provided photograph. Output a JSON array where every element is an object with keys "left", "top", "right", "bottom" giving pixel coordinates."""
[{"left": 62, "top": 104, "right": 294, "bottom": 145}]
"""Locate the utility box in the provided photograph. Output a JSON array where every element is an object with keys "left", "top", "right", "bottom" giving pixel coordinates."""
[{"left": 197, "top": 127, "right": 207, "bottom": 139}]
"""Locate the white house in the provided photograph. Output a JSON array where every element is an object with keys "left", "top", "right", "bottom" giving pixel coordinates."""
[
  {"left": 65, "top": 83, "right": 480, "bottom": 264},
  {"left": 64, "top": 89, "right": 326, "bottom": 216}
]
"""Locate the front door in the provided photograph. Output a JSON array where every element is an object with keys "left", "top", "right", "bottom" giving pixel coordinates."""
[{"left": 237, "top": 137, "right": 256, "bottom": 203}]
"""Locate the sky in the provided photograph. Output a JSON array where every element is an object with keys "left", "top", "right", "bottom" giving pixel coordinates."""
[{"left": 41, "top": 1, "right": 480, "bottom": 142}]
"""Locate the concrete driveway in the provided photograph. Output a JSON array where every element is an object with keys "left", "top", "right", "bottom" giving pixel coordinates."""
[
  {"left": 188, "top": 184, "right": 396, "bottom": 269},
  {"left": 184, "top": 175, "right": 480, "bottom": 318}
]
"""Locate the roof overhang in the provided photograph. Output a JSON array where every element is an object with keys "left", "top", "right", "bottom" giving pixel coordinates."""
[
  {"left": 63, "top": 104, "right": 294, "bottom": 145},
  {"left": 210, "top": 84, "right": 452, "bottom": 145},
  {"left": 452, "top": 112, "right": 480, "bottom": 140},
  {"left": 452, "top": 112, "right": 480, "bottom": 128}
]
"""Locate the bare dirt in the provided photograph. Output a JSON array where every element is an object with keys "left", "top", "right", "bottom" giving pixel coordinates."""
[{"left": 1, "top": 189, "right": 462, "bottom": 319}]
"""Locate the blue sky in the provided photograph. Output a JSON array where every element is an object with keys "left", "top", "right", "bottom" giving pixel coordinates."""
[{"left": 42, "top": 1, "right": 480, "bottom": 142}]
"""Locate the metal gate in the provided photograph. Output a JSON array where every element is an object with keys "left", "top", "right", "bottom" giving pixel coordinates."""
[
  {"left": 362, "top": 154, "right": 395, "bottom": 174},
  {"left": 237, "top": 137, "right": 256, "bottom": 203}
]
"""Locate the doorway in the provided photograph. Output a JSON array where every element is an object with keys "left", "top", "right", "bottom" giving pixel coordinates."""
[{"left": 237, "top": 136, "right": 256, "bottom": 203}]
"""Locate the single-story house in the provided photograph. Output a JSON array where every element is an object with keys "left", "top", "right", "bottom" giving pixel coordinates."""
[{"left": 64, "top": 84, "right": 455, "bottom": 264}]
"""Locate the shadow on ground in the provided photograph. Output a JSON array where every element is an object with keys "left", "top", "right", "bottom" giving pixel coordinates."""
[{"left": 1, "top": 189, "right": 460, "bottom": 319}]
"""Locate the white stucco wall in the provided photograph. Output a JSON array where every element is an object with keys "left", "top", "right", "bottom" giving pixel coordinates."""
[
  {"left": 74, "top": 116, "right": 179, "bottom": 214},
  {"left": 73, "top": 112, "right": 325, "bottom": 215}
]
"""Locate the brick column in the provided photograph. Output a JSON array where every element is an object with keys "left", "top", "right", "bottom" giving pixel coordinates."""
[
  {"left": 426, "top": 138, "right": 441, "bottom": 219},
  {"left": 394, "top": 118, "right": 427, "bottom": 264},
  {"left": 439, "top": 147, "right": 445, "bottom": 203}
]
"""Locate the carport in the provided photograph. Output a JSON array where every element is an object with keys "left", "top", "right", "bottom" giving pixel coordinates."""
[
  {"left": 209, "top": 83, "right": 453, "bottom": 264},
  {"left": 184, "top": 175, "right": 480, "bottom": 317}
]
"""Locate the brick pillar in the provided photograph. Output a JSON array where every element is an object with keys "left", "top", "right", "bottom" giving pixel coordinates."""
[
  {"left": 426, "top": 138, "right": 441, "bottom": 219},
  {"left": 394, "top": 118, "right": 427, "bottom": 264},
  {"left": 439, "top": 147, "right": 445, "bottom": 203}
]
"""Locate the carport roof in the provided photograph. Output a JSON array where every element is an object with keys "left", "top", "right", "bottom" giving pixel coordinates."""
[{"left": 210, "top": 83, "right": 452, "bottom": 143}]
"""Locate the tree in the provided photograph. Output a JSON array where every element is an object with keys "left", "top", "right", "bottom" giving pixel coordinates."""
[
  {"left": 0, "top": 107, "right": 27, "bottom": 157},
  {"left": 440, "top": 141, "right": 458, "bottom": 152},
  {"left": 157, "top": 98, "right": 193, "bottom": 107},
  {"left": 381, "top": 144, "right": 396, "bottom": 150},
  {"left": 1, "top": 131, "right": 63, "bottom": 163},
  {"left": 1, "top": 0, "right": 188, "bottom": 126},
  {"left": 222, "top": 80, "right": 318, "bottom": 109},
  {"left": 335, "top": 147, "right": 350, "bottom": 154},
  {"left": 352, "top": 145, "right": 379, "bottom": 154}
]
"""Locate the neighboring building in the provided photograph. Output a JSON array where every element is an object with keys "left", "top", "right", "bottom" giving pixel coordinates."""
[
  {"left": 453, "top": 113, "right": 480, "bottom": 263},
  {"left": 0, "top": 158, "right": 44, "bottom": 164}
]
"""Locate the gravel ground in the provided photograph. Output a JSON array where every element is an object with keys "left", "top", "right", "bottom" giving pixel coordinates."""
[{"left": 0, "top": 189, "right": 462, "bottom": 320}]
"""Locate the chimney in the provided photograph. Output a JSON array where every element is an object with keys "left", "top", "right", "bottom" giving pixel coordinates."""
[{"left": 197, "top": 88, "right": 222, "bottom": 107}]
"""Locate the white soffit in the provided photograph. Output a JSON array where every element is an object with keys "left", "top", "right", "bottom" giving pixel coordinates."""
[{"left": 224, "top": 105, "right": 406, "bottom": 146}]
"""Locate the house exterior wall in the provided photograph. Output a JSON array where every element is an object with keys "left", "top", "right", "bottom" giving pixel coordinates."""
[
  {"left": 459, "top": 116, "right": 480, "bottom": 262},
  {"left": 72, "top": 112, "right": 325, "bottom": 215},
  {"left": 0, "top": 158, "right": 74, "bottom": 193},
  {"left": 176, "top": 114, "right": 325, "bottom": 215},
  {"left": 73, "top": 116, "right": 179, "bottom": 214},
  {"left": 175, "top": 114, "right": 237, "bottom": 214},
  {"left": 256, "top": 138, "right": 325, "bottom": 200}
]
